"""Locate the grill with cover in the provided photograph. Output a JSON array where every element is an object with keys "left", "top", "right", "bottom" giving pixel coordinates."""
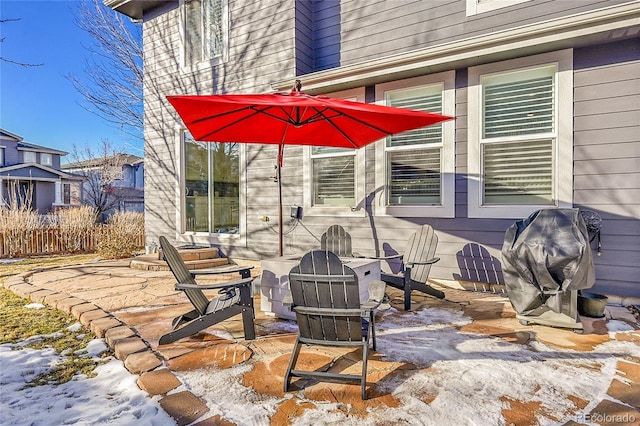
[{"left": 501, "top": 208, "right": 598, "bottom": 330}]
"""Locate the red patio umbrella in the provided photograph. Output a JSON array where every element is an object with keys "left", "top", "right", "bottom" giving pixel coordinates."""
[{"left": 167, "top": 82, "right": 453, "bottom": 255}]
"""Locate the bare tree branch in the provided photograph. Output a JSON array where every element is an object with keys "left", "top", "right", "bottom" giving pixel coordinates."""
[
  {"left": 0, "top": 18, "right": 44, "bottom": 67},
  {"left": 67, "top": 140, "right": 131, "bottom": 220},
  {"left": 67, "top": 0, "right": 143, "bottom": 140}
]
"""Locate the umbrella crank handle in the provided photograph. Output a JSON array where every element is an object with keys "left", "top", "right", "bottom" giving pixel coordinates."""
[{"left": 271, "top": 165, "right": 279, "bottom": 182}]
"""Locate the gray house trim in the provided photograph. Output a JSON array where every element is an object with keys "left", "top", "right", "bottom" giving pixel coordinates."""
[
  {"left": 271, "top": 1, "right": 640, "bottom": 94},
  {"left": 0, "top": 163, "right": 81, "bottom": 181},
  {"left": 17, "top": 144, "right": 68, "bottom": 156},
  {"left": 0, "top": 129, "right": 23, "bottom": 141}
]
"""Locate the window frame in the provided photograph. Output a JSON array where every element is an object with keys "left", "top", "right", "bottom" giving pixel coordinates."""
[
  {"left": 40, "top": 153, "right": 53, "bottom": 166},
  {"left": 374, "top": 71, "right": 456, "bottom": 218},
  {"left": 180, "top": 0, "right": 229, "bottom": 73},
  {"left": 466, "top": 0, "right": 532, "bottom": 16},
  {"left": 23, "top": 151, "right": 36, "bottom": 163},
  {"left": 176, "top": 128, "right": 246, "bottom": 245},
  {"left": 62, "top": 183, "right": 71, "bottom": 205},
  {"left": 302, "top": 87, "right": 367, "bottom": 218},
  {"left": 467, "top": 49, "right": 573, "bottom": 219}
]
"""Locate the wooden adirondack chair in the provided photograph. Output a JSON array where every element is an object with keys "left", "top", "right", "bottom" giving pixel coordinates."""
[
  {"left": 376, "top": 225, "right": 445, "bottom": 310},
  {"left": 320, "top": 224, "right": 354, "bottom": 257},
  {"left": 158, "top": 236, "right": 256, "bottom": 344},
  {"left": 284, "top": 250, "right": 385, "bottom": 400}
]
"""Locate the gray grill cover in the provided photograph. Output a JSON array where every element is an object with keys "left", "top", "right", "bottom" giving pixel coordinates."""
[{"left": 501, "top": 208, "right": 595, "bottom": 315}]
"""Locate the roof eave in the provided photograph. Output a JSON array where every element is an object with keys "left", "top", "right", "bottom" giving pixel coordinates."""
[{"left": 104, "top": 0, "right": 176, "bottom": 21}]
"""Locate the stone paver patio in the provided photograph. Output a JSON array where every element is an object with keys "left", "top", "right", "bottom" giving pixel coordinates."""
[{"left": 3, "top": 257, "right": 639, "bottom": 425}]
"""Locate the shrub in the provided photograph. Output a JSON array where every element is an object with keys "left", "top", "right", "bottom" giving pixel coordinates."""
[
  {"left": 47, "top": 206, "right": 97, "bottom": 253},
  {"left": 0, "top": 205, "right": 44, "bottom": 258},
  {"left": 96, "top": 211, "right": 144, "bottom": 259}
]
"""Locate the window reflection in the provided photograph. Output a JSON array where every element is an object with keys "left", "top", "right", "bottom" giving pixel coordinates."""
[{"left": 184, "top": 133, "right": 239, "bottom": 234}]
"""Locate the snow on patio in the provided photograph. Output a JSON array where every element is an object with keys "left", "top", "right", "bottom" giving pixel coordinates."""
[
  {"left": 4, "top": 266, "right": 639, "bottom": 425},
  {"left": 171, "top": 307, "right": 640, "bottom": 425}
]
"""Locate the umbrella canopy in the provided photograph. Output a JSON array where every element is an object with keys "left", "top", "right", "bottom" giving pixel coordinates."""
[{"left": 167, "top": 83, "right": 453, "bottom": 255}]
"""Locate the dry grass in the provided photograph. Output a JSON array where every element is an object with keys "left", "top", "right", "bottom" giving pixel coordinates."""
[
  {"left": 97, "top": 211, "right": 145, "bottom": 259},
  {"left": 0, "top": 255, "right": 108, "bottom": 386}
]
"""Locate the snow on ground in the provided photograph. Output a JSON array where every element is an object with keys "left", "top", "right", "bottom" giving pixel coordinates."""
[
  {"left": 2, "top": 304, "right": 638, "bottom": 425},
  {"left": 177, "top": 307, "right": 640, "bottom": 426},
  {"left": 0, "top": 318, "right": 174, "bottom": 426}
]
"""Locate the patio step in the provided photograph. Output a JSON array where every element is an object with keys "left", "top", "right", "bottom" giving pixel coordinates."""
[{"left": 130, "top": 247, "right": 229, "bottom": 271}]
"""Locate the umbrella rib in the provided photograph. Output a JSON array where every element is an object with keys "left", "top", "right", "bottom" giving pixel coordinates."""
[
  {"left": 195, "top": 106, "right": 270, "bottom": 140},
  {"left": 332, "top": 109, "right": 400, "bottom": 136}
]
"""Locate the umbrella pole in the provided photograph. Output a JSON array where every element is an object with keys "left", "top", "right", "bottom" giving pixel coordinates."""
[{"left": 277, "top": 144, "right": 284, "bottom": 256}]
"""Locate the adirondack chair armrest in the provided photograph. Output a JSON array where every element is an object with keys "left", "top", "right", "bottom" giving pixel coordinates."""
[
  {"left": 406, "top": 257, "right": 440, "bottom": 267},
  {"left": 358, "top": 253, "right": 403, "bottom": 261},
  {"left": 190, "top": 265, "right": 254, "bottom": 278},
  {"left": 175, "top": 277, "right": 254, "bottom": 291}
]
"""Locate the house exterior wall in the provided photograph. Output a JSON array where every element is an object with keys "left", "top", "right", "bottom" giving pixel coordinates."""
[
  {"left": 309, "top": 0, "right": 633, "bottom": 68},
  {"left": 134, "top": 0, "right": 639, "bottom": 297},
  {"left": 573, "top": 39, "right": 640, "bottom": 296},
  {"left": 1, "top": 141, "right": 19, "bottom": 165},
  {"left": 34, "top": 181, "right": 55, "bottom": 214},
  {"left": 142, "top": 0, "right": 299, "bottom": 249}
]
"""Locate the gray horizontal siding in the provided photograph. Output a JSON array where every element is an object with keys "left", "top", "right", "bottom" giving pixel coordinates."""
[
  {"left": 316, "top": 0, "right": 631, "bottom": 70},
  {"left": 573, "top": 41, "right": 640, "bottom": 297}
]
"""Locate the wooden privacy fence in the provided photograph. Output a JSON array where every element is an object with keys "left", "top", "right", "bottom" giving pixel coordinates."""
[{"left": 0, "top": 227, "right": 145, "bottom": 258}]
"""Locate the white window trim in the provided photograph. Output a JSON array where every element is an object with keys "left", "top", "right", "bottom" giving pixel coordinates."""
[
  {"left": 467, "top": 49, "right": 573, "bottom": 219},
  {"left": 303, "top": 87, "right": 367, "bottom": 218},
  {"left": 23, "top": 151, "right": 36, "bottom": 163},
  {"left": 175, "top": 127, "right": 247, "bottom": 246},
  {"left": 40, "top": 153, "right": 53, "bottom": 166},
  {"left": 374, "top": 71, "right": 456, "bottom": 218},
  {"left": 466, "top": 0, "right": 532, "bottom": 17},
  {"left": 179, "top": 0, "right": 229, "bottom": 74}
]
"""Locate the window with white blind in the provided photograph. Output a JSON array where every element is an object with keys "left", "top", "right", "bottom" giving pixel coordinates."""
[
  {"left": 468, "top": 49, "right": 573, "bottom": 218},
  {"left": 303, "top": 88, "right": 366, "bottom": 217},
  {"left": 182, "top": 0, "right": 227, "bottom": 70},
  {"left": 375, "top": 72, "right": 455, "bottom": 218},
  {"left": 311, "top": 147, "right": 355, "bottom": 206}
]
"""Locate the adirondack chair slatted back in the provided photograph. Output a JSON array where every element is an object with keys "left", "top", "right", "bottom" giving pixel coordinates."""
[
  {"left": 159, "top": 236, "right": 210, "bottom": 315},
  {"left": 289, "top": 250, "right": 363, "bottom": 343},
  {"left": 404, "top": 225, "right": 438, "bottom": 284},
  {"left": 320, "top": 225, "right": 353, "bottom": 258}
]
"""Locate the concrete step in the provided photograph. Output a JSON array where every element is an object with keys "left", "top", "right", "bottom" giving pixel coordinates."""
[
  {"left": 129, "top": 254, "right": 229, "bottom": 271},
  {"left": 156, "top": 247, "right": 220, "bottom": 262}
]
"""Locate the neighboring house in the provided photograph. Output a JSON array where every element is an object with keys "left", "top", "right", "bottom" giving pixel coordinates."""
[
  {"left": 62, "top": 154, "right": 144, "bottom": 218},
  {"left": 0, "top": 129, "right": 83, "bottom": 214},
  {"left": 107, "top": 0, "right": 640, "bottom": 297}
]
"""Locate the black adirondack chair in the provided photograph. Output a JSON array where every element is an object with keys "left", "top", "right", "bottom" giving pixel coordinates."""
[
  {"left": 284, "top": 250, "right": 385, "bottom": 400},
  {"left": 158, "top": 236, "right": 255, "bottom": 344},
  {"left": 376, "top": 225, "right": 445, "bottom": 310},
  {"left": 320, "top": 224, "right": 355, "bottom": 257}
]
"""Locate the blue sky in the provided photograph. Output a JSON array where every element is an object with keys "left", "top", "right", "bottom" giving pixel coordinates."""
[{"left": 0, "top": 0, "right": 143, "bottom": 161}]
